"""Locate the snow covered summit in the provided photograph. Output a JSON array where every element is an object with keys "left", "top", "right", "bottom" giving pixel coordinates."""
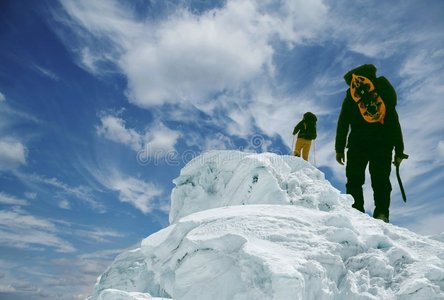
[
  {"left": 169, "top": 151, "right": 342, "bottom": 223},
  {"left": 89, "top": 151, "right": 444, "bottom": 300}
]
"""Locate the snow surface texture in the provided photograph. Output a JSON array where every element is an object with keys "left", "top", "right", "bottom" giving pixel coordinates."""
[{"left": 89, "top": 151, "right": 444, "bottom": 300}]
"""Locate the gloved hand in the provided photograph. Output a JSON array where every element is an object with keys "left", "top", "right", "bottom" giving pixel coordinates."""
[
  {"left": 336, "top": 152, "right": 345, "bottom": 165},
  {"left": 393, "top": 153, "right": 409, "bottom": 167}
]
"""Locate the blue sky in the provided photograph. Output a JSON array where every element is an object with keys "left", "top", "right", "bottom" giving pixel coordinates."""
[{"left": 0, "top": 0, "right": 443, "bottom": 299}]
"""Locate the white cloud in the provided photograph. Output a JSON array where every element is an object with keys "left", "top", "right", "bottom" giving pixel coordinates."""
[
  {"left": 202, "top": 133, "right": 236, "bottom": 152},
  {"left": 438, "top": 141, "right": 444, "bottom": 160},
  {"left": 0, "top": 139, "right": 27, "bottom": 170},
  {"left": 97, "top": 114, "right": 179, "bottom": 154},
  {"left": 143, "top": 122, "right": 180, "bottom": 153},
  {"left": 97, "top": 115, "right": 142, "bottom": 151},
  {"left": 122, "top": 1, "right": 273, "bottom": 106},
  {"left": 0, "top": 91, "right": 5, "bottom": 102},
  {"left": 0, "top": 284, "right": 15, "bottom": 293},
  {"left": 226, "top": 108, "right": 255, "bottom": 137},
  {"left": 24, "top": 191, "right": 37, "bottom": 200},
  {"left": 0, "top": 192, "right": 28, "bottom": 206},
  {"left": 107, "top": 175, "right": 164, "bottom": 214},
  {"left": 71, "top": 227, "right": 123, "bottom": 243},
  {"left": 246, "top": 82, "right": 325, "bottom": 146},
  {"left": 59, "top": 0, "right": 329, "bottom": 108},
  {"left": 58, "top": 199, "right": 71, "bottom": 210},
  {"left": 79, "top": 47, "right": 110, "bottom": 74},
  {"left": 80, "top": 47, "right": 99, "bottom": 74},
  {"left": 0, "top": 209, "right": 75, "bottom": 252},
  {"left": 264, "top": 0, "right": 328, "bottom": 45}
]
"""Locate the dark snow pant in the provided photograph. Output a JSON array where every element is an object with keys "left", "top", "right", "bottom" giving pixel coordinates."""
[{"left": 346, "top": 147, "right": 393, "bottom": 219}]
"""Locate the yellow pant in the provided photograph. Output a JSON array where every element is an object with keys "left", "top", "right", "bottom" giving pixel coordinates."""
[{"left": 294, "top": 138, "right": 312, "bottom": 161}]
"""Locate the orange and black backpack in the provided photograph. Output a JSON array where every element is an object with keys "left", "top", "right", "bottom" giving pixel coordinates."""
[{"left": 344, "top": 64, "right": 396, "bottom": 124}]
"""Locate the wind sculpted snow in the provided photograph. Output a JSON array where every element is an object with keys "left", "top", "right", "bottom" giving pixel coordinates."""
[{"left": 89, "top": 151, "right": 444, "bottom": 300}]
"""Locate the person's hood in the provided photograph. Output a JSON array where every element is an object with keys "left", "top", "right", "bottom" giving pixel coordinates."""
[
  {"left": 303, "top": 112, "right": 317, "bottom": 122},
  {"left": 344, "top": 64, "right": 377, "bottom": 85}
]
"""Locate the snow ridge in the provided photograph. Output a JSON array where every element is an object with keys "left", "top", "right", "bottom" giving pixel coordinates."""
[{"left": 89, "top": 151, "right": 444, "bottom": 300}]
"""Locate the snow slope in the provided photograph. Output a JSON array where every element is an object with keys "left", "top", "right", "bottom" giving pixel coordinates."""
[{"left": 89, "top": 151, "right": 444, "bottom": 300}]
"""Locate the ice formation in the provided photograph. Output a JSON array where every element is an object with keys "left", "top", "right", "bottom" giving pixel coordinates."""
[{"left": 89, "top": 151, "right": 444, "bottom": 300}]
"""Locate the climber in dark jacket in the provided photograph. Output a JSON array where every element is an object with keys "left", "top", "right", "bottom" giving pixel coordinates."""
[
  {"left": 335, "top": 64, "right": 407, "bottom": 223},
  {"left": 293, "top": 112, "right": 317, "bottom": 161}
]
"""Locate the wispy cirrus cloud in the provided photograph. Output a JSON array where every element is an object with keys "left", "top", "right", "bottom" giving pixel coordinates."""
[
  {"left": 73, "top": 227, "right": 123, "bottom": 243},
  {"left": 14, "top": 171, "right": 106, "bottom": 212},
  {"left": 438, "top": 141, "right": 444, "bottom": 161},
  {"left": 0, "top": 208, "right": 75, "bottom": 252},
  {"left": 324, "top": 1, "right": 418, "bottom": 59},
  {"left": 81, "top": 154, "right": 167, "bottom": 214},
  {"left": 0, "top": 92, "right": 42, "bottom": 172},
  {"left": 0, "top": 234, "right": 129, "bottom": 299},
  {"left": 0, "top": 192, "right": 29, "bottom": 206},
  {"left": 33, "top": 64, "right": 60, "bottom": 81}
]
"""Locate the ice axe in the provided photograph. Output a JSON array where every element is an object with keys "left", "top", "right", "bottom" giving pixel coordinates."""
[{"left": 394, "top": 154, "right": 409, "bottom": 202}]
